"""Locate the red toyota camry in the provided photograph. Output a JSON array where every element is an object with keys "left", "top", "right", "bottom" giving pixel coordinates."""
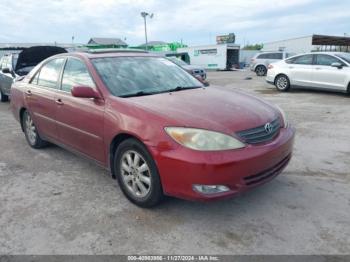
[{"left": 10, "top": 50, "right": 295, "bottom": 207}]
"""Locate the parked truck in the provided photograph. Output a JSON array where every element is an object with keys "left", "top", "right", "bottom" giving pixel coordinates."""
[{"left": 177, "top": 44, "right": 240, "bottom": 70}]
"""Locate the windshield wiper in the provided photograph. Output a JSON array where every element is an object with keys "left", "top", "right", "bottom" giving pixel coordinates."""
[
  {"left": 119, "top": 91, "right": 157, "bottom": 98},
  {"left": 168, "top": 86, "right": 202, "bottom": 92}
]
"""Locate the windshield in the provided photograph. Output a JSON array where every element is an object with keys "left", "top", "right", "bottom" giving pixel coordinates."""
[
  {"left": 335, "top": 53, "right": 350, "bottom": 64},
  {"left": 167, "top": 57, "right": 188, "bottom": 66},
  {"left": 92, "top": 56, "right": 202, "bottom": 97}
]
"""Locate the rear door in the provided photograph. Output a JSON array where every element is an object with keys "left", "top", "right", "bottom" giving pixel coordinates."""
[
  {"left": 25, "top": 58, "right": 65, "bottom": 140},
  {"left": 55, "top": 57, "right": 105, "bottom": 163},
  {"left": 312, "top": 54, "right": 348, "bottom": 91},
  {"left": 285, "top": 54, "right": 314, "bottom": 87}
]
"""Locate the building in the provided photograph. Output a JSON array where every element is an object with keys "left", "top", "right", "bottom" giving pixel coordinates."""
[
  {"left": 262, "top": 34, "right": 350, "bottom": 54},
  {"left": 87, "top": 37, "right": 128, "bottom": 48}
]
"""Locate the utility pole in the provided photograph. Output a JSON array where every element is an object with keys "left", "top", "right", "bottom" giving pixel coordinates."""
[{"left": 141, "top": 12, "right": 153, "bottom": 51}]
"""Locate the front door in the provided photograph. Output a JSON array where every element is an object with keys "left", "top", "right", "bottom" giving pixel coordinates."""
[
  {"left": 312, "top": 54, "right": 348, "bottom": 91},
  {"left": 55, "top": 57, "right": 105, "bottom": 164},
  {"left": 287, "top": 54, "right": 314, "bottom": 87}
]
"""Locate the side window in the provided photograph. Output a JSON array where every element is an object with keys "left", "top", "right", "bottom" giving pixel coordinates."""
[
  {"left": 37, "top": 58, "right": 65, "bottom": 89},
  {"left": 61, "top": 58, "right": 95, "bottom": 92},
  {"left": 315, "top": 55, "right": 343, "bottom": 66},
  {"left": 272, "top": 53, "right": 283, "bottom": 59},
  {"left": 31, "top": 71, "right": 40, "bottom": 85},
  {"left": 289, "top": 55, "right": 313, "bottom": 65},
  {"left": 1, "top": 57, "right": 8, "bottom": 69},
  {"left": 257, "top": 53, "right": 267, "bottom": 59}
]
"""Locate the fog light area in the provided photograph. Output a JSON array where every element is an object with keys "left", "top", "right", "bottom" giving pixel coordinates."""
[{"left": 193, "top": 184, "right": 230, "bottom": 194}]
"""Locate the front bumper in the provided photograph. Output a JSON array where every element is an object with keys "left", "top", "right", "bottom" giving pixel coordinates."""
[
  {"left": 266, "top": 69, "right": 276, "bottom": 85},
  {"left": 149, "top": 126, "right": 295, "bottom": 201}
]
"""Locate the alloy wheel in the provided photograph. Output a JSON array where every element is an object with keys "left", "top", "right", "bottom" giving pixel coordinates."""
[
  {"left": 276, "top": 76, "right": 288, "bottom": 90},
  {"left": 25, "top": 113, "right": 37, "bottom": 145},
  {"left": 256, "top": 66, "right": 266, "bottom": 76},
  {"left": 120, "top": 150, "right": 152, "bottom": 198}
]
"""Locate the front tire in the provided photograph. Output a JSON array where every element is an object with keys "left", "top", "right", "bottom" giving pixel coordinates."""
[
  {"left": 22, "top": 110, "right": 48, "bottom": 148},
  {"left": 255, "top": 65, "right": 267, "bottom": 76},
  {"left": 275, "top": 74, "right": 290, "bottom": 92},
  {"left": 0, "top": 89, "right": 9, "bottom": 102},
  {"left": 113, "top": 138, "right": 163, "bottom": 207}
]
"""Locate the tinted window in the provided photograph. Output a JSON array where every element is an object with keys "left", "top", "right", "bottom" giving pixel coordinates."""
[
  {"left": 92, "top": 57, "right": 202, "bottom": 97},
  {"left": 36, "top": 58, "right": 65, "bottom": 88},
  {"left": 61, "top": 58, "right": 95, "bottom": 92},
  {"left": 288, "top": 55, "right": 313, "bottom": 65},
  {"left": 257, "top": 53, "right": 268, "bottom": 59},
  {"left": 315, "top": 54, "right": 342, "bottom": 66},
  {"left": 271, "top": 53, "right": 283, "bottom": 59},
  {"left": 257, "top": 53, "right": 282, "bottom": 59}
]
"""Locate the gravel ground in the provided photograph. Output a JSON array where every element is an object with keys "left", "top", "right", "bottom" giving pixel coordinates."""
[{"left": 0, "top": 70, "right": 349, "bottom": 255}]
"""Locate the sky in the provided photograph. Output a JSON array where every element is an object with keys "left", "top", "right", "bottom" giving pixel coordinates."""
[{"left": 0, "top": 0, "right": 349, "bottom": 46}]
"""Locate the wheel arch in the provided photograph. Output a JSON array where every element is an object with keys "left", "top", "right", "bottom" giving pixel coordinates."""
[
  {"left": 109, "top": 133, "right": 143, "bottom": 179},
  {"left": 274, "top": 73, "right": 290, "bottom": 85},
  {"left": 255, "top": 64, "right": 267, "bottom": 71}
]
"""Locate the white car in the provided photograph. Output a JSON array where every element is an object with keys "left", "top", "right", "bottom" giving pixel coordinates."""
[
  {"left": 250, "top": 51, "right": 294, "bottom": 76},
  {"left": 266, "top": 52, "right": 350, "bottom": 93}
]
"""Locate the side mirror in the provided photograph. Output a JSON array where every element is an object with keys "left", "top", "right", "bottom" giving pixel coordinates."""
[
  {"left": 71, "top": 85, "right": 101, "bottom": 99},
  {"left": 331, "top": 62, "right": 343, "bottom": 69},
  {"left": 2, "top": 68, "right": 11, "bottom": 74}
]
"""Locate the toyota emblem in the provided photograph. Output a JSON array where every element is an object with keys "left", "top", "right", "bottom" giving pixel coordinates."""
[{"left": 264, "top": 123, "right": 273, "bottom": 134}]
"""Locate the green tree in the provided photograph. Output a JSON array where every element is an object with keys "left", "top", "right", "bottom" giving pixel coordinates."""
[{"left": 243, "top": 44, "right": 264, "bottom": 50}]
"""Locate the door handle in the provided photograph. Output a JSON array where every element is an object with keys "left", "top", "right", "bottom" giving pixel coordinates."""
[
  {"left": 288, "top": 66, "right": 294, "bottom": 69},
  {"left": 55, "top": 98, "right": 64, "bottom": 105},
  {"left": 25, "top": 90, "right": 32, "bottom": 96},
  {"left": 315, "top": 68, "right": 322, "bottom": 70}
]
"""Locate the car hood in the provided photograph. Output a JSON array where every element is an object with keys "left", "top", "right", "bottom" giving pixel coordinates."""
[
  {"left": 126, "top": 87, "right": 278, "bottom": 134},
  {"left": 15, "top": 46, "right": 67, "bottom": 72}
]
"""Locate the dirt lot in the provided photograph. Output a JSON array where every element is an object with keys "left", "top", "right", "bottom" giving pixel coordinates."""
[{"left": 0, "top": 70, "right": 349, "bottom": 255}]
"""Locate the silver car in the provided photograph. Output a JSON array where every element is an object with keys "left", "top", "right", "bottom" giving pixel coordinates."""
[
  {"left": 250, "top": 51, "right": 294, "bottom": 76},
  {"left": 266, "top": 52, "right": 350, "bottom": 93}
]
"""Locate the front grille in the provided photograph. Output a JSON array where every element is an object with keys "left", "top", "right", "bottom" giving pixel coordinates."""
[
  {"left": 244, "top": 154, "right": 291, "bottom": 186},
  {"left": 236, "top": 118, "right": 281, "bottom": 144}
]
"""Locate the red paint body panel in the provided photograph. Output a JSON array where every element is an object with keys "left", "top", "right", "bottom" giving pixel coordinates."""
[{"left": 10, "top": 51, "right": 295, "bottom": 202}]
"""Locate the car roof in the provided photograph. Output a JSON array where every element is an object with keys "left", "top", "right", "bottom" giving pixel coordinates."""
[
  {"left": 52, "top": 49, "right": 156, "bottom": 60},
  {"left": 294, "top": 51, "right": 348, "bottom": 56}
]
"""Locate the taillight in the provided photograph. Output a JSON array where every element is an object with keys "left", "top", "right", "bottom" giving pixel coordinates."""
[{"left": 268, "top": 64, "right": 273, "bottom": 69}]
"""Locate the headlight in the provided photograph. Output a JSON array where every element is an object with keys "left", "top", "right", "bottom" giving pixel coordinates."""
[
  {"left": 275, "top": 105, "right": 288, "bottom": 128},
  {"left": 165, "top": 127, "right": 246, "bottom": 151}
]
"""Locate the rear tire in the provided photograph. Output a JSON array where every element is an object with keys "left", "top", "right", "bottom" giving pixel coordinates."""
[
  {"left": 255, "top": 65, "right": 267, "bottom": 76},
  {"left": 0, "top": 89, "right": 8, "bottom": 102},
  {"left": 113, "top": 138, "right": 163, "bottom": 208},
  {"left": 275, "top": 74, "right": 290, "bottom": 92},
  {"left": 22, "top": 110, "right": 48, "bottom": 149}
]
